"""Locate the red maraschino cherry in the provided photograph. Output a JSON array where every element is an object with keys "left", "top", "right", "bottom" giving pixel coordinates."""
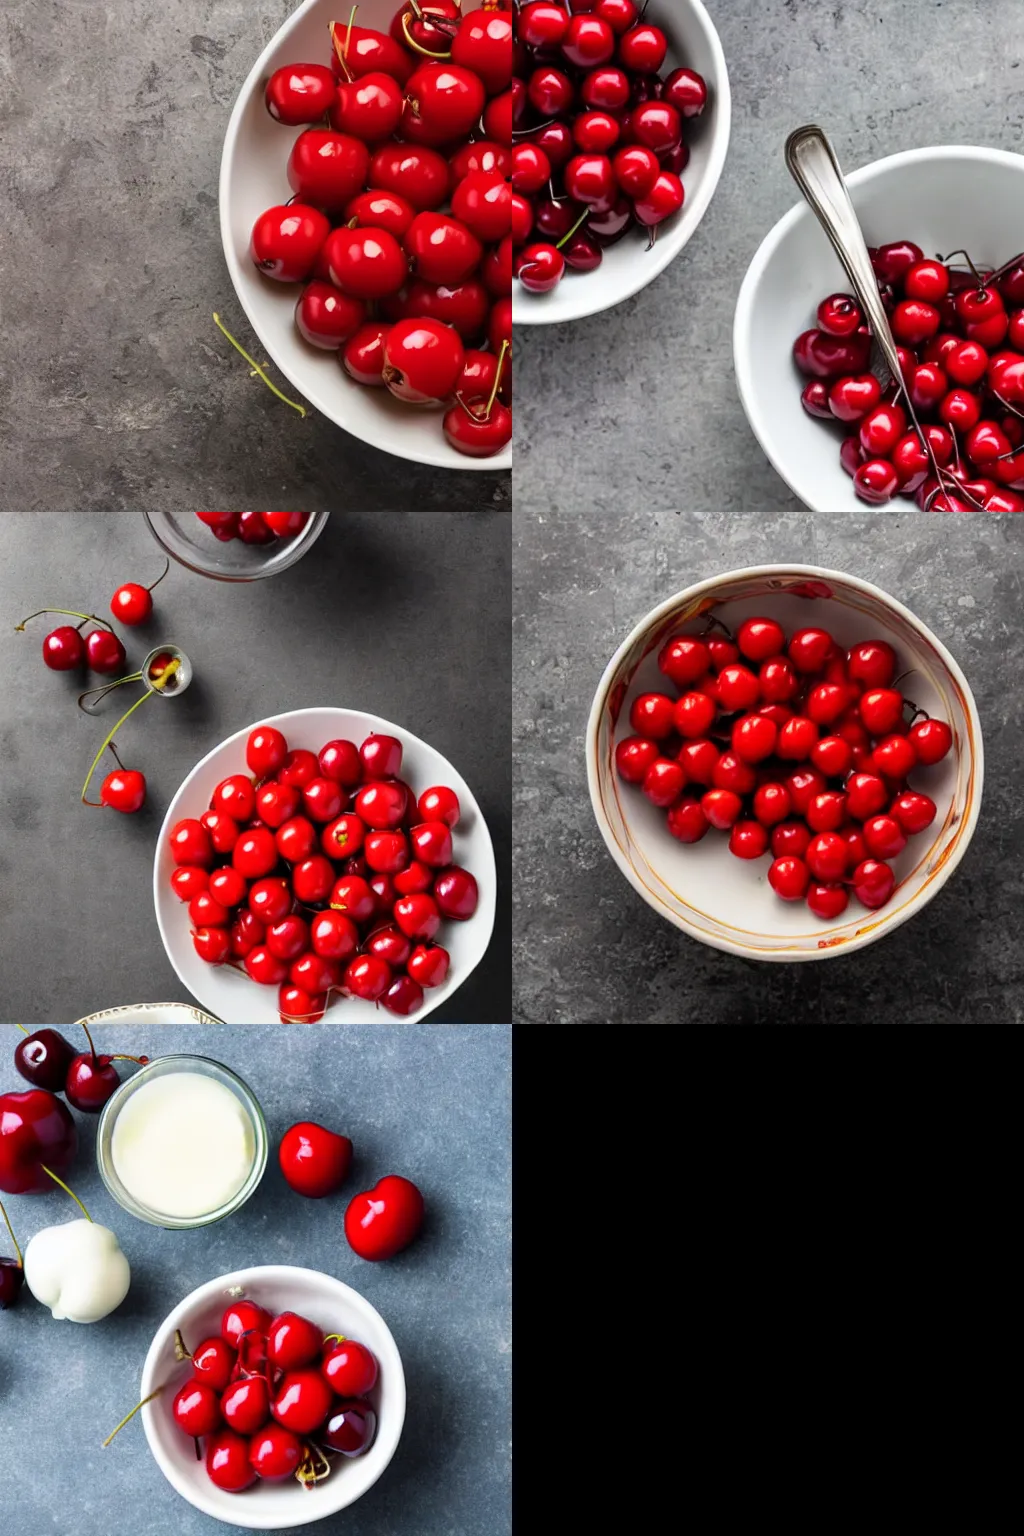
[
  {"left": 279, "top": 1121, "right": 353, "bottom": 1198},
  {"left": 345, "top": 1174, "right": 424, "bottom": 1260},
  {"left": 0, "top": 1089, "right": 78, "bottom": 1195}
]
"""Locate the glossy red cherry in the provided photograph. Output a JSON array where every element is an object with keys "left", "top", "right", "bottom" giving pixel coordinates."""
[
  {"left": 85, "top": 628, "right": 128, "bottom": 674},
  {"left": 383, "top": 318, "right": 464, "bottom": 403},
  {"left": 662, "top": 65, "right": 707, "bottom": 116},
  {"left": 172, "top": 1378, "right": 223, "bottom": 1438},
  {"left": 271, "top": 1368, "right": 333, "bottom": 1435},
  {"left": 287, "top": 129, "right": 370, "bottom": 209},
  {"left": 249, "top": 1424, "right": 304, "bottom": 1482},
  {"left": 908, "top": 717, "right": 952, "bottom": 764},
  {"left": 14, "top": 1030, "right": 76, "bottom": 1092},
  {"left": 0, "top": 1089, "right": 77, "bottom": 1195},
  {"left": 233, "top": 828, "right": 279, "bottom": 880},
  {"left": 267, "top": 1311, "right": 323, "bottom": 1372},
  {"left": 768, "top": 855, "right": 810, "bottom": 901},
  {"left": 250, "top": 204, "right": 330, "bottom": 282},
  {"left": 633, "top": 170, "right": 684, "bottom": 228},
  {"left": 323, "top": 225, "right": 407, "bottom": 299},
  {"left": 295, "top": 280, "right": 366, "bottom": 349},
  {"left": 344, "top": 953, "right": 393, "bottom": 1001},
  {"left": 221, "top": 1299, "right": 272, "bottom": 1349},
  {"left": 408, "top": 943, "right": 450, "bottom": 988},
  {"left": 515, "top": 242, "right": 565, "bottom": 293},
  {"left": 331, "top": 70, "right": 404, "bottom": 140},
  {"left": 247, "top": 725, "right": 289, "bottom": 780},
  {"left": 206, "top": 1429, "right": 257, "bottom": 1492},
  {"left": 345, "top": 1173, "right": 425, "bottom": 1260},
  {"left": 192, "top": 1336, "right": 237, "bottom": 1393},
  {"left": 279, "top": 1121, "right": 353, "bottom": 1199},
  {"left": 852, "top": 858, "right": 896, "bottom": 909},
  {"left": 99, "top": 768, "right": 147, "bottom": 814},
  {"left": 403, "top": 63, "right": 486, "bottom": 146},
  {"left": 321, "top": 1338, "right": 379, "bottom": 1398},
  {"left": 266, "top": 62, "right": 336, "bottom": 124},
  {"left": 322, "top": 1399, "right": 378, "bottom": 1457},
  {"left": 369, "top": 143, "right": 451, "bottom": 210}
]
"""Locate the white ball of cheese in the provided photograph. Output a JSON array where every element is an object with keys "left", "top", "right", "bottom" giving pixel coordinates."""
[{"left": 24, "top": 1220, "right": 131, "bottom": 1323}]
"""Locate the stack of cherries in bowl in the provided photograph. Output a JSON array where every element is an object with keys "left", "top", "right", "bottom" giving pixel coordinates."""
[
  {"left": 615, "top": 616, "right": 952, "bottom": 921},
  {"left": 512, "top": 0, "right": 707, "bottom": 292},
  {"left": 174, "top": 1300, "right": 379, "bottom": 1495},
  {"left": 795, "top": 240, "right": 1024, "bottom": 510},
  {"left": 167, "top": 724, "right": 479, "bottom": 1021},
  {"left": 196, "top": 512, "right": 310, "bottom": 544},
  {"left": 251, "top": 4, "right": 512, "bottom": 457}
]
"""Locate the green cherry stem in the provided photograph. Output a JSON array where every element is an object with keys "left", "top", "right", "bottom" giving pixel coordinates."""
[
  {"left": 0, "top": 1197, "right": 23, "bottom": 1268},
  {"left": 213, "top": 313, "right": 308, "bottom": 417},
  {"left": 555, "top": 207, "right": 590, "bottom": 250},
  {"left": 81, "top": 690, "right": 154, "bottom": 807},
  {"left": 15, "top": 609, "right": 115, "bottom": 635},
  {"left": 102, "top": 1389, "right": 165, "bottom": 1449},
  {"left": 40, "top": 1166, "right": 92, "bottom": 1222}
]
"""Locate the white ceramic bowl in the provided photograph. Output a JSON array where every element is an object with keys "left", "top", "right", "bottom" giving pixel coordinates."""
[
  {"left": 734, "top": 145, "right": 1024, "bottom": 511},
  {"left": 513, "top": 0, "right": 731, "bottom": 326},
  {"left": 154, "top": 707, "right": 496, "bottom": 1023},
  {"left": 141, "top": 1265, "right": 405, "bottom": 1529},
  {"left": 587, "top": 565, "right": 983, "bottom": 962},
  {"left": 220, "top": 0, "right": 510, "bottom": 473}
]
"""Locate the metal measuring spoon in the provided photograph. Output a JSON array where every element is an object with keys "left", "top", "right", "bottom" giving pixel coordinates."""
[{"left": 784, "top": 124, "right": 976, "bottom": 509}]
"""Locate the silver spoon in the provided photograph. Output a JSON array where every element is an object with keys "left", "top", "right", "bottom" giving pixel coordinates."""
[{"left": 784, "top": 124, "right": 978, "bottom": 509}]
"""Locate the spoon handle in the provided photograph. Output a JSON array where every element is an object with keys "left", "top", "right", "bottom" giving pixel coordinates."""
[{"left": 784, "top": 125, "right": 902, "bottom": 383}]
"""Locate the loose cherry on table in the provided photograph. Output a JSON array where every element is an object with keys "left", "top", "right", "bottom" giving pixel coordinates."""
[
  {"left": 279, "top": 1121, "right": 353, "bottom": 1198},
  {"left": 345, "top": 1173, "right": 425, "bottom": 1261},
  {"left": 61, "top": 1023, "right": 149, "bottom": 1115},
  {"left": 0, "top": 1087, "right": 78, "bottom": 1195},
  {"left": 110, "top": 559, "right": 170, "bottom": 627},
  {"left": 0, "top": 1199, "right": 25, "bottom": 1309}
]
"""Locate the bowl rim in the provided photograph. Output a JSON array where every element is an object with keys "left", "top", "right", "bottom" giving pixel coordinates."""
[
  {"left": 585, "top": 561, "right": 985, "bottom": 963},
  {"left": 96, "top": 1054, "right": 269, "bottom": 1229},
  {"left": 217, "top": 0, "right": 511, "bottom": 472},
  {"left": 140, "top": 1263, "right": 406, "bottom": 1529},
  {"left": 145, "top": 511, "right": 332, "bottom": 582},
  {"left": 733, "top": 143, "right": 1024, "bottom": 511},
  {"left": 513, "top": 0, "right": 733, "bottom": 326},
  {"left": 152, "top": 706, "right": 497, "bottom": 1023}
]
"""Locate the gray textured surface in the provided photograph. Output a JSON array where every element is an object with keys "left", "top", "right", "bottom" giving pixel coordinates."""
[
  {"left": 514, "top": 509, "right": 1024, "bottom": 1023},
  {"left": 0, "top": 512, "right": 509, "bottom": 1023},
  {"left": 0, "top": 1, "right": 507, "bottom": 512},
  {"left": 515, "top": 0, "right": 1023, "bottom": 515},
  {"left": 0, "top": 1024, "right": 511, "bottom": 1536}
]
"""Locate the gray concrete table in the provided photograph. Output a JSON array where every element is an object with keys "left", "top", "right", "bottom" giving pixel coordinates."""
[
  {"left": 0, "top": 512, "right": 510, "bottom": 1023},
  {"left": 0, "top": 1023, "right": 511, "bottom": 1536},
  {"left": 0, "top": 1, "right": 508, "bottom": 514},
  {"left": 516, "top": 0, "right": 1020, "bottom": 516},
  {"left": 514, "top": 509, "right": 1024, "bottom": 1024}
]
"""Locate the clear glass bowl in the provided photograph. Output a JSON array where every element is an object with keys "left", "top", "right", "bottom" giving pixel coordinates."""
[
  {"left": 144, "top": 511, "right": 330, "bottom": 581},
  {"left": 97, "top": 1055, "right": 268, "bottom": 1229}
]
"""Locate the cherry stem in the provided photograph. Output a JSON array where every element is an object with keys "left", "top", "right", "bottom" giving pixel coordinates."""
[
  {"left": 40, "top": 1166, "right": 92, "bottom": 1222},
  {"left": 174, "top": 1329, "right": 193, "bottom": 1362},
  {"left": 329, "top": 22, "right": 354, "bottom": 82},
  {"left": 936, "top": 249, "right": 988, "bottom": 289},
  {"left": 14, "top": 609, "right": 115, "bottom": 635},
  {"left": 109, "top": 1055, "right": 150, "bottom": 1066},
  {"left": 81, "top": 1021, "right": 98, "bottom": 1065},
  {"left": 512, "top": 118, "right": 553, "bottom": 138},
  {"left": 16, "top": 1024, "right": 29, "bottom": 1035},
  {"left": 401, "top": 11, "right": 452, "bottom": 57},
  {"left": 981, "top": 250, "right": 1024, "bottom": 286},
  {"left": 484, "top": 339, "right": 510, "bottom": 419},
  {"left": 322, "top": 1334, "right": 347, "bottom": 1347},
  {"left": 101, "top": 1389, "right": 164, "bottom": 1449},
  {"left": 213, "top": 313, "right": 308, "bottom": 417},
  {"left": 81, "top": 690, "right": 154, "bottom": 807},
  {"left": 555, "top": 207, "right": 590, "bottom": 250},
  {"left": 0, "top": 1198, "right": 23, "bottom": 1269},
  {"left": 78, "top": 672, "right": 145, "bottom": 714},
  {"left": 146, "top": 559, "right": 171, "bottom": 595}
]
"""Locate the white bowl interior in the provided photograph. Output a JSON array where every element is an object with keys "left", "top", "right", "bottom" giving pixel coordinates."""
[
  {"left": 220, "top": 0, "right": 510, "bottom": 472},
  {"left": 734, "top": 147, "right": 1024, "bottom": 511},
  {"left": 513, "top": 0, "right": 731, "bottom": 325},
  {"left": 141, "top": 1265, "right": 405, "bottom": 1530},
  {"left": 589, "top": 567, "right": 982, "bottom": 961},
  {"left": 154, "top": 707, "right": 496, "bottom": 1023}
]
